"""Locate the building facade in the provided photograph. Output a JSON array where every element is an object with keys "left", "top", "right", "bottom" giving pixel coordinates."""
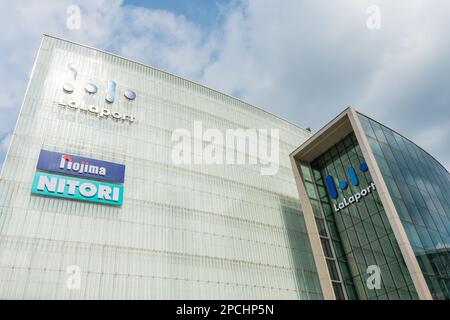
[
  {"left": 1, "top": 35, "right": 448, "bottom": 301},
  {"left": 0, "top": 35, "right": 322, "bottom": 299},
  {"left": 290, "top": 108, "right": 450, "bottom": 300}
]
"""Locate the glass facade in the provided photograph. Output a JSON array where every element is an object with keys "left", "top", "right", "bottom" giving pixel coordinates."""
[
  {"left": 358, "top": 114, "right": 450, "bottom": 300},
  {"left": 0, "top": 36, "right": 323, "bottom": 299},
  {"left": 301, "top": 133, "right": 418, "bottom": 300}
]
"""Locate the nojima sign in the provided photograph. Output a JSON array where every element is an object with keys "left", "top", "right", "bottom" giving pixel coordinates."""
[
  {"left": 31, "top": 150, "right": 125, "bottom": 206},
  {"left": 37, "top": 150, "right": 125, "bottom": 183}
]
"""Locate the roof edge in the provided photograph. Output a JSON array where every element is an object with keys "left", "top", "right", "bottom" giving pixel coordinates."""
[
  {"left": 289, "top": 107, "right": 353, "bottom": 159},
  {"left": 42, "top": 34, "right": 311, "bottom": 135},
  {"left": 356, "top": 109, "right": 450, "bottom": 175}
]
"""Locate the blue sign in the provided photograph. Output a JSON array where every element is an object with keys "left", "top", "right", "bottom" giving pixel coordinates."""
[
  {"left": 37, "top": 149, "right": 125, "bottom": 183},
  {"left": 325, "top": 162, "right": 369, "bottom": 199},
  {"left": 31, "top": 172, "right": 123, "bottom": 206}
]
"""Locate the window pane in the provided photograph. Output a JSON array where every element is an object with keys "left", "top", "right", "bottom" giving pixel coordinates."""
[
  {"left": 333, "top": 282, "right": 346, "bottom": 300},
  {"left": 301, "top": 165, "right": 313, "bottom": 181},
  {"left": 327, "top": 259, "right": 340, "bottom": 281},
  {"left": 321, "top": 239, "right": 333, "bottom": 258}
]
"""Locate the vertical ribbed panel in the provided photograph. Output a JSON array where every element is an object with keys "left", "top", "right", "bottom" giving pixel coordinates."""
[{"left": 0, "top": 36, "right": 322, "bottom": 299}]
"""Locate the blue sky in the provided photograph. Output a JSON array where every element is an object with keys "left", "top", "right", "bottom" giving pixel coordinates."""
[
  {"left": 0, "top": 0, "right": 449, "bottom": 170},
  {"left": 124, "top": 0, "right": 231, "bottom": 27}
]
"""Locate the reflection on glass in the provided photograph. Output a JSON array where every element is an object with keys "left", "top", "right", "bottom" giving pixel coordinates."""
[{"left": 358, "top": 113, "right": 450, "bottom": 300}]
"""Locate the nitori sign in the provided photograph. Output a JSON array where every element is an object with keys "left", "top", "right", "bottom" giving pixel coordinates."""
[
  {"left": 32, "top": 149, "right": 125, "bottom": 206},
  {"left": 31, "top": 172, "right": 123, "bottom": 206}
]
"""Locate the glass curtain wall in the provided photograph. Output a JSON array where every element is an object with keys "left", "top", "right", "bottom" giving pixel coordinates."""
[
  {"left": 358, "top": 114, "right": 450, "bottom": 300},
  {"left": 302, "top": 132, "right": 418, "bottom": 299}
]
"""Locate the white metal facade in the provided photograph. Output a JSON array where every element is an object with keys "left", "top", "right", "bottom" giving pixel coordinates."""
[{"left": 0, "top": 35, "right": 322, "bottom": 299}]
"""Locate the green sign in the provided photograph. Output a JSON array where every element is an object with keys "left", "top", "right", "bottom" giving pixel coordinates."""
[{"left": 31, "top": 172, "right": 123, "bottom": 206}]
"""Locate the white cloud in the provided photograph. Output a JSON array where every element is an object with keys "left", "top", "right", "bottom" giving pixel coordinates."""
[
  {"left": 201, "top": 0, "right": 450, "bottom": 170},
  {"left": 0, "top": 0, "right": 215, "bottom": 168},
  {"left": 414, "top": 124, "right": 450, "bottom": 170},
  {"left": 0, "top": 0, "right": 449, "bottom": 171},
  {"left": 113, "top": 7, "right": 216, "bottom": 79}
]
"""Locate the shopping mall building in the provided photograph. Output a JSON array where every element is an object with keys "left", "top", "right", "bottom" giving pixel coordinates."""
[{"left": 0, "top": 35, "right": 448, "bottom": 300}]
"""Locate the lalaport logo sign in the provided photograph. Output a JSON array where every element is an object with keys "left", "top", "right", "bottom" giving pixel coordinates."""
[
  {"left": 57, "top": 64, "right": 137, "bottom": 123},
  {"left": 31, "top": 150, "right": 125, "bottom": 206},
  {"left": 325, "top": 162, "right": 376, "bottom": 212}
]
